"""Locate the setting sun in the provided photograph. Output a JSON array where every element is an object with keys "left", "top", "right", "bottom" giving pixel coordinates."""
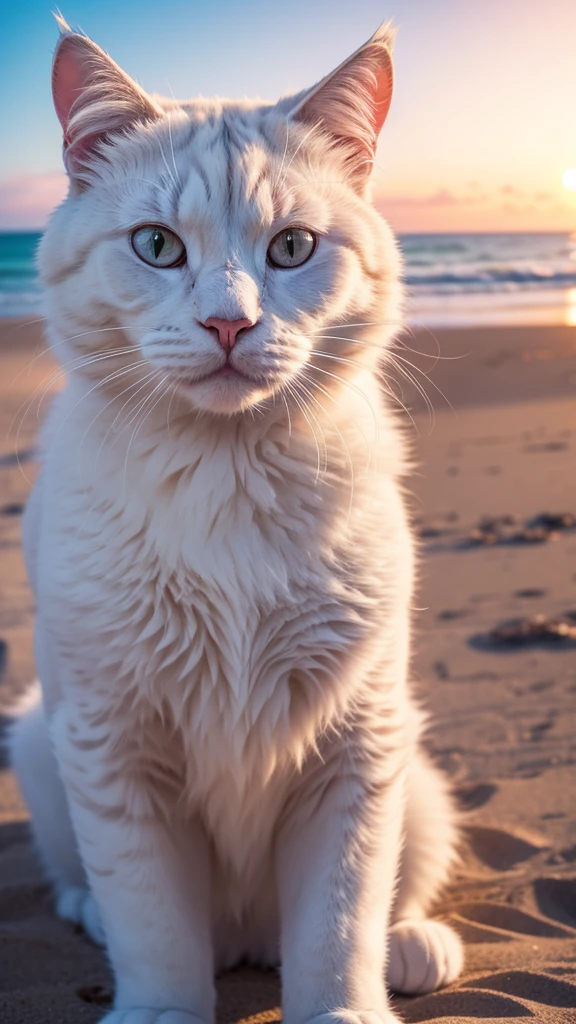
[{"left": 562, "top": 168, "right": 576, "bottom": 191}]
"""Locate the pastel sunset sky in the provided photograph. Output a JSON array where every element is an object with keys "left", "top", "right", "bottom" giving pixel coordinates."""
[{"left": 1, "top": 0, "right": 575, "bottom": 233}]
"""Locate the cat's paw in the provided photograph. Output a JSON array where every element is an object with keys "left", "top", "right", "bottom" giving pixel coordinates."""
[
  {"left": 99, "top": 1013, "right": 207, "bottom": 1024},
  {"left": 56, "top": 885, "right": 106, "bottom": 946},
  {"left": 386, "top": 919, "right": 463, "bottom": 995}
]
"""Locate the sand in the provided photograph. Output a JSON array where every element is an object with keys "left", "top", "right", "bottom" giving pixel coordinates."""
[{"left": 0, "top": 318, "right": 575, "bottom": 1023}]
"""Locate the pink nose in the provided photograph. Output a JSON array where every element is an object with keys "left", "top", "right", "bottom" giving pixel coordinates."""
[{"left": 203, "top": 317, "right": 255, "bottom": 354}]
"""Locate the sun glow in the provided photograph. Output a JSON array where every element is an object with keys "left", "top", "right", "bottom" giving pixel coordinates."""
[
  {"left": 565, "top": 287, "right": 576, "bottom": 327},
  {"left": 562, "top": 168, "right": 576, "bottom": 192}
]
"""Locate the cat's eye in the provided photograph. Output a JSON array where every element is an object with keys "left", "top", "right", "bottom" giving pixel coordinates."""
[
  {"left": 267, "top": 227, "right": 317, "bottom": 269},
  {"left": 131, "top": 225, "right": 186, "bottom": 268}
]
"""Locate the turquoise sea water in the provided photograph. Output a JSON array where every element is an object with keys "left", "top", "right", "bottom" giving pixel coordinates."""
[
  {"left": 1, "top": 231, "right": 576, "bottom": 326},
  {"left": 0, "top": 233, "right": 43, "bottom": 319}
]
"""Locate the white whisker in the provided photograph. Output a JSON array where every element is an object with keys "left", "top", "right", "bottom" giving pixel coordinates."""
[
  {"left": 167, "top": 113, "right": 182, "bottom": 190},
  {"left": 79, "top": 367, "right": 160, "bottom": 485},
  {"left": 10, "top": 326, "right": 142, "bottom": 388},
  {"left": 283, "top": 378, "right": 326, "bottom": 481},
  {"left": 273, "top": 121, "right": 291, "bottom": 195},
  {"left": 121, "top": 374, "right": 168, "bottom": 495},
  {"left": 297, "top": 371, "right": 356, "bottom": 520},
  {"left": 51, "top": 360, "right": 153, "bottom": 454},
  {"left": 281, "top": 391, "right": 292, "bottom": 440},
  {"left": 389, "top": 350, "right": 456, "bottom": 416},
  {"left": 305, "top": 362, "right": 378, "bottom": 459},
  {"left": 276, "top": 121, "right": 323, "bottom": 188},
  {"left": 166, "top": 379, "right": 180, "bottom": 439},
  {"left": 157, "top": 135, "right": 180, "bottom": 194},
  {"left": 382, "top": 355, "right": 436, "bottom": 431},
  {"left": 309, "top": 347, "right": 422, "bottom": 434}
]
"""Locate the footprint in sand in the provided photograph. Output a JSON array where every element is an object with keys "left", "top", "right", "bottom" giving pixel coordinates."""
[
  {"left": 451, "top": 901, "right": 575, "bottom": 940},
  {"left": 455, "top": 782, "right": 498, "bottom": 811},
  {"left": 396, "top": 988, "right": 530, "bottom": 1021},
  {"left": 466, "top": 825, "right": 547, "bottom": 871},
  {"left": 397, "top": 970, "right": 576, "bottom": 1020},
  {"left": 556, "top": 843, "right": 576, "bottom": 863},
  {"left": 472, "top": 970, "right": 576, "bottom": 1008},
  {"left": 534, "top": 877, "right": 576, "bottom": 929}
]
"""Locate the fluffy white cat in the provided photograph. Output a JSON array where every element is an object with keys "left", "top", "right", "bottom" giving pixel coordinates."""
[{"left": 10, "top": 18, "right": 463, "bottom": 1024}]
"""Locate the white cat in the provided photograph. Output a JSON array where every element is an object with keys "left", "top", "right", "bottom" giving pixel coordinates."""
[{"left": 10, "top": 18, "right": 463, "bottom": 1024}]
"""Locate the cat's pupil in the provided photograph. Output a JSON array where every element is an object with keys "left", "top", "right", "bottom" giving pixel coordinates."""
[
  {"left": 153, "top": 231, "right": 165, "bottom": 259},
  {"left": 286, "top": 232, "right": 295, "bottom": 259}
]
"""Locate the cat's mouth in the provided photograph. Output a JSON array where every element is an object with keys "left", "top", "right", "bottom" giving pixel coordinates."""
[
  {"left": 204, "top": 365, "right": 255, "bottom": 383},
  {"left": 178, "top": 363, "right": 268, "bottom": 388},
  {"left": 170, "top": 361, "right": 278, "bottom": 413}
]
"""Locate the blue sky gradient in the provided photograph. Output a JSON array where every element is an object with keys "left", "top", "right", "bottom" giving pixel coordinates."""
[{"left": 2, "top": 0, "right": 576, "bottom": 230}]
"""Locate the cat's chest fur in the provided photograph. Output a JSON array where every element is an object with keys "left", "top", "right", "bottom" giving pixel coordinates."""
[{"left": 37, "top": 398, "right": 381, "bottom": 855}]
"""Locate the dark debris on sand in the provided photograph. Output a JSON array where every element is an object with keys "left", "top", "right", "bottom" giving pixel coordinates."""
[
  {"left": 0, "top": 503, "right": 24, "bottom": 517},
  {"left": 75, "top": 985, "right": 113, "bottom": 1007},
  {"left": 478, "top": 612, "right": 576, "bottom": 648},
  {"left": 467, "top": 511, "right": 576, "bottom": 548}
]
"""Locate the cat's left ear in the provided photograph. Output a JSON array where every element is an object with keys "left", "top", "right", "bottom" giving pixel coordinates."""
[
  {"left": 286, "top": 21, "right": 396, "bottom": 189},
  {"left": 52, "top": 15, "right": 163, "bottom": 184}
]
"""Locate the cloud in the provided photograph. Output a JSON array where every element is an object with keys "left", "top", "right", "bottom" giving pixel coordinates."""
[
  {"left": 375, "top": 187, "right": 490, "bottom": 210},
  {"left": 0, "top": 172, "right": 67, "bottom": 230},
  {"left": 376, "top": 189, "right": 458, "bottom": 209},
  {"left": 374, "top": 184, "right": 575, "bottom": 232},
  {"left": 499, "top": 186, "right": 557, "bottom": 206}
]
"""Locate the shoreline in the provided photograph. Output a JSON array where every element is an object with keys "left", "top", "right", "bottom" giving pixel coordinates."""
[{"left": 408, "top": 286, "right": 576, "bottom": 329}]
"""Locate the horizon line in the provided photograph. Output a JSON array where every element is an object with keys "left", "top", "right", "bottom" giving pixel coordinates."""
[{"left": 1, "top": 227, "right": 575, "bottom": 237}]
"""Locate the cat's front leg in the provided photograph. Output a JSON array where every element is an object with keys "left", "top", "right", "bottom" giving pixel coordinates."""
[
  {"left": 276, "top": 727, "right": 406, "bottom": 1024},
  {"left": 51, "top": 702, "right": 214, "bottom": 1024}
]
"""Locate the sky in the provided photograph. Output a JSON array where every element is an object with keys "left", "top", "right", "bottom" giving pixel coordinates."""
[{"left": 1, "top": 0, "right": 576, "bottom": 233}]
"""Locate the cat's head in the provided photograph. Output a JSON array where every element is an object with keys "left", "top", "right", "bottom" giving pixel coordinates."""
[{"left": 39, "top": 18, "right": 402, "bottom": 418}]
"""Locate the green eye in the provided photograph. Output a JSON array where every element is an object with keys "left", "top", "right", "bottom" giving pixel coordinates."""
[
  {"left": 267, "top": 227, "right": 317, "bottom": 269},
  {"left": 131, "top": 225, "right": 186, "bottom": 268}
]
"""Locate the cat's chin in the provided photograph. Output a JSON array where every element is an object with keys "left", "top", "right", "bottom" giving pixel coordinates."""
[{"left": 176, "top": 372, "right": 276, "bottom": 416}]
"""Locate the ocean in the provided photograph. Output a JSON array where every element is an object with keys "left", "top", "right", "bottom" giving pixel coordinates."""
[
  {"left": 1, "top": 231, "right": 576, "bottom": 327},
  {"left": 402, "top": 232, "right": 576, "bottom": 327},
  {"left": 0, "top": 233, "right": 43, "bottom": 321}
]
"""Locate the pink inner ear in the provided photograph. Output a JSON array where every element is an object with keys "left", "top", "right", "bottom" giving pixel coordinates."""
[
  {"left": 371, "top": 53, "right": 393, "bottom": 136},
  {"left": 51, "top": 33, "right": 161, "bottom": 178},
  {"left": 52, "top": 40, "right": 88, "bottom": 139}
]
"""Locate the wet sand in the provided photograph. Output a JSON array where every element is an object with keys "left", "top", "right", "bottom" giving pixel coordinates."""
[{"left": 0, "top": 319, "right": 575, "bottom": 1022}]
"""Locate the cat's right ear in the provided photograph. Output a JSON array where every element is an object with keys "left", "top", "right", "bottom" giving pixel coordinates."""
[
  {"left": 52, "top": 17, "right": 162, "bottom": 184},
  {"left": 283, "top": 22, "right": 396, "bottom": 190}
]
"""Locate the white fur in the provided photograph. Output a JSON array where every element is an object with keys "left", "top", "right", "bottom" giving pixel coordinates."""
[{"left": 11, "top": 21, "right": 462, "bottom": 1024}]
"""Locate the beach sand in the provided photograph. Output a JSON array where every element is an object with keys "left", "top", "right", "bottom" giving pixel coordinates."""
[{"left": 0, "top": 319, "right": 575, "bottom": 1023}]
